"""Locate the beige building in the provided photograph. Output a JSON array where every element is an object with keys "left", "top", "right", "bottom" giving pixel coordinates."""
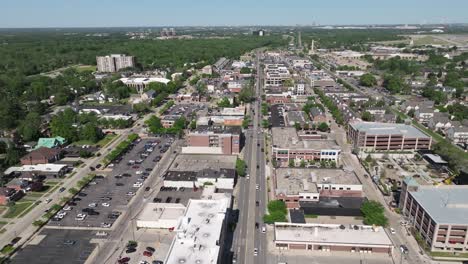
[{"left": 96, "top": 54, "right": 135, "bottom": 72}]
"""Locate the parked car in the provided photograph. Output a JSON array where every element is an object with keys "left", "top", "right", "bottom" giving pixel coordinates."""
[
  {"left": 143, "top": 251, "right": 153, "bottom": 257},
  {"left": 59, "top": 187, "right": 66, "bottom": 193},
  {"left": 125, "top": 248, "right": 136, "bottom": 254},
  {"left": 118, "top": 257, "right": 130, "bottom": 263}
]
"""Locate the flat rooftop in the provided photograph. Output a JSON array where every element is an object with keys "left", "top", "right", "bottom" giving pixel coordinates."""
[
  {"left": 164, "top": 197, "right": 231, "bottom": 264},
  {"left": 274, "top": 223, "right": 393, "bottom": 247},
  {"left": 410, "top": 185, "right": 468, "bottom": 224},
  {"left": 192, "top": 125, "right": 241, "bottom": 135},
  {"left": 275, "top": 168, "right": 361, "bottom": 195},
  {"left": 137, "top": 203, "right": 186, "bottom": 222},
  {"left": 286, "top": 111, "right": 309, "bottom": 126},
  {"left": 170, "top": 154, "right": 237, "bottom": 172},
  {"left": 350, "top": 122, "right": 429, "bottom": 138},
  {"left": 272, "top": 127, "right": 339, "bottom": 150}
]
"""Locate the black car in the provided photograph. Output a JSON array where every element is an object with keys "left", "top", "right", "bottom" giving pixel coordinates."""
[
  {"left": 175, "top": 198, "right": 181, "bottom": 203},
  {"left": 88, "top": 210, "right": 100, "bottom": 216},
  {"left": 77, "top": 192, "right": 87, "bottom": 197},
  {"left": 122, "top": 173, "right": 131, "bottom": 177},
  {"left": 59, "top": 187, "right": 66, "bottom": 193},
  {"left": 146, "top": 246, "right": 155, "bottom": 252},
  {"left": 115, "top": 183, "right": 124, "bottom": 186},
  {"left": 90, "top": 166, "right": 95, "bottom": 171},
  {"left": 145, "top": 187, "right": 150, "bottom": 191},
  {"left": 145, "top": 168, "right": 152, "bottom": 172},
  {"left": 165, "top": 197, "right": 172, "bottom": 203},
  {"left": 115, "top": 175, "right": 123, "bottom": 179},
  {"left": 256, "top": 201, "right": 259, "bottom": 206},
  {"left": 95, "top": 175, "right": 105, "bottom": 179},
  {"left": 82, "top": 208, "right": 94, "bottom": 213},
  {"left": 142, "top": 172, "right": 150, "bottom": 176},
  {"left": 108, "top": 214, "right": 119, "bottom": 219},
  {"left": 96, "top": 164, "right": 102, "bottom": 169},
  {"left": 153, "top": 198, "right": 161, "bottom": 203},
  {"left": 73, "top": 198, "right": 82, "bottom": 201},
  {"left": 67, "top": 202, "right": 77, "bottom": 206},
  {"left": 125, "top": 248, "right": 137, "bottom": 254}
]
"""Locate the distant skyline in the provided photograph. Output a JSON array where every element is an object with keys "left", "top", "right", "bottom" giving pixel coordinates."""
[{"left": 1, "top": 0, "right": 468, "bottom": 28}]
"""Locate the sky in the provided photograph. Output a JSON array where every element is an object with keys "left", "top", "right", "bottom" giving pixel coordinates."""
[{"left": 1, "top": 0, "right": 468, "bottom": 28}]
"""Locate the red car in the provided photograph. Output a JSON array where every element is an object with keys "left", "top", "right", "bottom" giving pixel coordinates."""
[
  {"left": 143, "top": 251, "right": 153, "bottom": 257},
  {"left": 118, "top": 257, "right": 130, "bottom": 263},
  {"left": 132, "top": 165, "right": 140, "bottom": 169}
]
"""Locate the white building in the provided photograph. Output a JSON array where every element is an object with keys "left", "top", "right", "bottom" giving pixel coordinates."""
[
  {"left": 136, "top": 203, "right": 186, "bottom": 229},
  {"left": 264, "top": 64, "right": 291, "bottom": 87},
  {"left": 164, "top": 197, "right": 231, "bottom": 264},
  {"left": 96, "top": 54, "right": 135, "bottom": 72},
  {"left": 119, "top": 77, "right": 171, "bottom": 92}
]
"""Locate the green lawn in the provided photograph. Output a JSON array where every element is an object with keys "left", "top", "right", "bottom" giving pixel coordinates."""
[
  {"left": 18, "top": 203, "right": 38, "bottom": 218},
  {"left": 4, "top": 202, "right": 33, "bottom": 218},
  {"left": 73, "top": 140, "right": 95, "bottom": 146},
  {"left": 74, "top": 65, "right": 96, "bottom": 72},
  {"left": 97, "top": 133, "right": 118, "bottom": 147},
  {"left": 431, "top": 251, "right": 468, "bottom": 258}
]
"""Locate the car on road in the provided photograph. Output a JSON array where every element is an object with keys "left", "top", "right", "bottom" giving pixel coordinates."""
[
  {"left": 262, "top": 226, "right": 266, "bottom": 233},
  {"left": 122, "top": 173, "right": 131, "bottom": 177},
  {"left": 116, "top": 182, "right": 124, "bottom": 186},
  {"left": 400, "top": 245, "right": 409, "bottom": 254},
  {"left": 126, "top": 191, "right": 136, "bottom": 196},
  {"left": 115, "top": 175, "right": 123, "bottom": 179},
  {"left": 45, "top": 198, "right": 52, "bottom": 203},
  {"left": 101, "top": 222, "right": 112, "bottom": 228},
  {"left": 246, "top": 174, "right": 250, "bottom": 180},
  {"left": 256, "top": 165, "right": 259, "bottom": 169},
  {"left": 88, "top": 203, "right": 97, "bottom": 208},
  {"left": 125, "top": 248, "right": 137, "bottom": 254},
  {"left": 256, "top": 201, "right": 259, "bottom": 206},
  {"left": 256, "top": 184, "right": 259, "bottom": 190},
  {"left": 143, "top": 251, "right": 153, "bottom": 257},
  {"left": 63, "top": 240, "right": 76, "bottom": 246},
  {"left": 136, "top": 170, "right": 143, "bottom": 175},
  {"left": 390, "top": 227, "right": 396, "bottom": 234},
  {"left": 59, "top": 187, "right": 66, "bottom": 193},
  {"left": 78, "top": 192, "right": 87, "bottom": 197},
  {"left": 75, "top": 214, "right": 87, "bottom": 221},
  {"left": 146, "top": 247, "right": 155, "bottom": 252},
  {"left": 118, "top": 257, "right": 130, "bottom": 264},
  {"left": 102, "top": 203, "right": 110, "bottom": 207},
  {"left": 253, "top": 248, "right": 258, "bottom": 256},
  {"left": 133, "top": 182, "right": 143, "bottom": 188},
  {"left": 145, "top": 187, "right": 150, "bottom": 191}
]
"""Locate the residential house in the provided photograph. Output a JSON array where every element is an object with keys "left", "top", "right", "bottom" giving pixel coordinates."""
[
  {"left": 141, "top": 89, "right": 156, "bottom": 101},
  {"left": 414, "top": 106, "right": 435, "bottom": 125},
  {"left": 35, "top": 136, "right": 66, "bottom": 149},
  {"left": 0, "top": 188, "right": 23, "bottom": 205},
  {"left": 447, "top": 126, "right": 468, "bottom": 145},
  {"left": 400, "top": 100, "right": 434, "bottom": 113},
  {"left": 20, "top": 147, "right": 62, "bottom": 165},
  {"left": 428, "top": 112, "right": 452, "bottom": 131}
]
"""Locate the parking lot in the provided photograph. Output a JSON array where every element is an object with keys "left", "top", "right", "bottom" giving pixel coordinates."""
[
  {"left": 270, "top": 104, "right": 285, "bottom": 127},
  {"left": 117, "top": 229, "right": 174, "bottom": 264},
  {"left": 165, "top": 103, "right": 206, "bottom": 118},
  {"left": 11, "top": 229, "right": 96, "bottom": 264},
  {"left": 47, "top": 137, "right": 175, "bottom": 229}
]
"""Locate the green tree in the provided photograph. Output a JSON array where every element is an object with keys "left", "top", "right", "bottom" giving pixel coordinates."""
[
  {"left": 19, "top": 112, "right": 42, "bottom": 141},
  {"left": 145, "top": 116, "right": 164, "bottom": 134},
  {"left": 240, "top": 67, "right": 252, "bottom": 74},
  {"left": 317, "top": 122, "right": 329, "bottom": 132},
  {"left": 217, "top": 97, "right": 231, "bottom": 107},
  {"left": 359, "top": 73, "right": 377, "bottom": 87},
  {"left": 361, "top": 111, "right": 373, "bottom": 121},
  {"left": 50, "top": 108, "right": 78, "bottom": 142},
  {"left": 361, "top": 200, "right": 388, "bottom": 227},
  {"left": 236, "top": 159, "right": 246, "bottom": 177},
  {"left": 288, "top": 159, "right": 295, "bottom": 168},
  {"left": 79, "top": 123, "right": 103, "bottom": 143}
]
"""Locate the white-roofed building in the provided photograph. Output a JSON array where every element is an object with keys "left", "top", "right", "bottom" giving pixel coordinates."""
[
  {"left": 4, "top": 164, "right": 69, "bottom": 177},
  {"left": 119, "top": 77, "right": 171, "bottom": 92},
  {"left": 136, "top": 203, "right": 186, "bottom": 229},
  {"left": 164, "top": 196, "right": 231, "bottom": 264},
  {"left": 274, "top": 222, "right": 393, "bottom": 254}
]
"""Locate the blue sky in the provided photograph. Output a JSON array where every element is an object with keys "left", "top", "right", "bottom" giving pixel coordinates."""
[{"left": 1, "top": 0, "right": 468, "bottom": 28}]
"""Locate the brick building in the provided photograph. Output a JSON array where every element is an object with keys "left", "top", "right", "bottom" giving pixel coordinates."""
[{"left": 183, "top": 126, "right": 241, "bottom": 155}]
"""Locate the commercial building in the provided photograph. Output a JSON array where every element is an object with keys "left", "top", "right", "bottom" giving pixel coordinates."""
[
  {"left": 161, "top": 115, "right": 181, "bottom": 128},
  {"left": 163, "top": 154, "right": 237, "bottom": 190},
  {"left": 96, "top": 54, "right": 135, "bottom": 72},
  {"left": 164, "top": 197, "right": 231, "bottom": 264},
  {"left": 183, "top": 126, "right": 241, "bottom": 155},
  {"left": 4, "top": 164, "right": 69, "bottom": 178},
  {"left": 136, "top": 203, "right": 186, "bottom": 229},
  {"left": 274, "top": 223, "right": 393, "bottom": 254},
  {"left": 348, "top": 122, "right": 432, "bottom": 151},
  {"left": 119, "top": 77, "right": 171, "bottom": 91},
  {"left": 272, "top": 127, "right": 341, "bottom": 167},
  {"left": 400, "top": 179, "right": 468, "bottom": 253},
  {"left": 275, "top": 168, "right": 363, "bottom": 209},
  {"left": 264, "top": 64, "right": 291, "bottom": 87}
]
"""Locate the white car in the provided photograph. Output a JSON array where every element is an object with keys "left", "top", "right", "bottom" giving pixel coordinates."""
[
  {"left": 246, "top": 174, "right": 250, "bottom": 180},
  {"left": 256, "top": 184, "right": 259, "bottom": 190},
  {"left": 390, "top": 227, "right": 396, "bottom": 234},
  {"left": 75, "top": 214, "right": 87, "bottom": 221},
  {"left": 253, "top": 248, "right": 258, "bottom": 256},
  {"left": 261, "top": 226, "right": 266, "bottom": 233},
  {"left": 57, "top": 211, "right": 67, "bottom": 217},
  {"left": 136, "top": 170, "right": 143, "bottom": 175},
  {"left": 126, "top": 191, "right": 136, "bottom": 196},
  {"left": 133, "top": 182, "right": 143, "bottom": 188},
  {"left": 63, "top": 206, "right": 72, "bottom": 211},
  {"left": 101, "top": 203, "right": 110, "bottom": 207},
  {"left": 101, "top": 222, "right": 112, "bottom": 228},
  {"left": 88, "top": 203, "right": 97, "bottom": 208}
]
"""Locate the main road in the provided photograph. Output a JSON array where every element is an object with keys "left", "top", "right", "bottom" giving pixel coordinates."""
[{"left": 234, "top": 50, "right": 268, "bottom": 264}]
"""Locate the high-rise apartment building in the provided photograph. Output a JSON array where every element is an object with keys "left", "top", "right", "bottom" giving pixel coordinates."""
[{"left": 96, "top": 54, "right": 135, "bottom": 72}]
